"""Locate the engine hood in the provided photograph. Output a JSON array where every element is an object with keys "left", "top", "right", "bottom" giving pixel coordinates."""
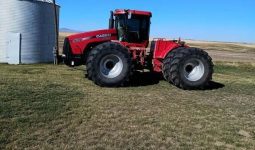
[{"left": 67, "top": 29, "right": 117, "bottom": 43}]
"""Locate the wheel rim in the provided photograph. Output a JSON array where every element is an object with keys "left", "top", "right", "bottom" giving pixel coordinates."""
[
  {"left": 100, "top": 54, "right": 123, "bottom": 79},
  {"left": 183, "top": 58, "right": 205, "bottom": 82}
]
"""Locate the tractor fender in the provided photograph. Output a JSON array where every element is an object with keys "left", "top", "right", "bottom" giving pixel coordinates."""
[
  {"left": 67, "top": 29, "right": 117, "bottom": 55},
  {"left": 152, "top": 40, "right": 183, "bottom": 72},
  {"left": 153, "top": 40, "right": 181, "bottom": 59}
]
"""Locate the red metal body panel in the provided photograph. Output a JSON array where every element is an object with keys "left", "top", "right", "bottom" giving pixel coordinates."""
[
  {"left": 114, "top": 9, "right": 152, "bottom": 17},
  {"left": 112, "top": 40, "right": 148, "bottom": 65},
  {"left": 153, "top": 40, "right": 182, "bottom": 72},
  {"left": 67, "top": 29, "right": 117, "bottom": 55},
  {"left": 153, "top": 40, "right": 180, "bottom": 59},
  {"left": 117, "top": 41, "right": 148, "bottom": 48},
  {"left": 66, "top": 31, "right": 184, "bottom": 72},
  {"left": 64, "top": 9, "right": 185, "bottom": 73}
]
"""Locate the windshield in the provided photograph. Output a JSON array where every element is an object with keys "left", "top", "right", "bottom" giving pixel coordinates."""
[{"left": 115, "top": 14, "right": 150, "bottom": 43}]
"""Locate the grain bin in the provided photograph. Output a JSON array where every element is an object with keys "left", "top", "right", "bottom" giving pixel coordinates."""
[{"left": 0, "top": 0, "right": 60, "bottom": 64}]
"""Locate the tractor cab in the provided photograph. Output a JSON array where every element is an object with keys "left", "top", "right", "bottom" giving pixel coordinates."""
[{"left": 109, "top": 9, "right": 152, "bottom": 45}]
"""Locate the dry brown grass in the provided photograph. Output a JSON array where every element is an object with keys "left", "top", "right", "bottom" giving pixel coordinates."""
[
  {"left": 59, "top": 32, "right": 74, "bottom": 54},
  {"left": 187, "top": 40, "right": 255, "bottom": 53},
  {"left": 59, "top": 32, "right": 255, "bottom": 63},
  {"left": 186, "top": 40, "right": 255, "bottom": 63}
]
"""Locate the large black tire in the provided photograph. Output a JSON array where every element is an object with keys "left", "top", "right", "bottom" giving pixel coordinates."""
[
  {"left": 162, "top": 47, "right": 182, "bottom": 81},
  {"left": 86, "top": 42, "right": 132, "bottom": 87},
  {"left": 63, "top": 38, "right": 73, "bottom": 66},
  {"left": 163, "top": 47, "right": 213, "bottom": 90}
]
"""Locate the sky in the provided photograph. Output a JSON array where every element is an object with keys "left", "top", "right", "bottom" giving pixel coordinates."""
[{"left": 57, "top": 0, "right": 255, "bottom": 43}]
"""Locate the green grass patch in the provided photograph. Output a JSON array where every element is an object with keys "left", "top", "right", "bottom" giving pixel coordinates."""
[{"left": 0, "top": 63, "right": 255, "bottom": 149}]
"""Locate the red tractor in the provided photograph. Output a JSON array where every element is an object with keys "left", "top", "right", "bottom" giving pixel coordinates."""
[{"left": 63, "top": 9, "right": 213, "bottom": 89}]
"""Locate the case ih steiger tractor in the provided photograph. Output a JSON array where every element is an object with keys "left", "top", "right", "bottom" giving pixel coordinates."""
[{"left": 63, "top": 9, "right": 213, "bottom": 89}]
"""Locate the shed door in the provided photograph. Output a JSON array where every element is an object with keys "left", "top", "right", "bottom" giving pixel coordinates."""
[{"left": 6, "top": 32, "right": 21, "bottom": 64}]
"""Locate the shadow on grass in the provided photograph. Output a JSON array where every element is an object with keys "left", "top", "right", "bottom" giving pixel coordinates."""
[
  {"left": 128, "top": 71, "right": 163, "bottom": 87},
  {"left": 84, "top": 69, "right": 163, "bottom": 87},
  {"left": 204, "top": 81, "right": 225, "bottom": 90},
  {"left": 128, "top": 72, "right": 225, "bottom": 90},
  {"left": 82, "top": 66, "right": 225, "bottom": 89}
]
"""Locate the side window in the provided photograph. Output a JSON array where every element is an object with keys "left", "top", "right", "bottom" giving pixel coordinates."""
[
  {"left": 116, "top": 16, "right": 127, "bottom": 41},
  {"left": 141, "top": 19, "right": 149, "bottom": 40},
  {"left": 127, "top": 18, "right": 142, "bottom": 43},
  {"left": 127, "top": 19, "right": 140, "bottom": 32},
  {"left": 141, "top": 19, "right": 147, "bottom": 30}
]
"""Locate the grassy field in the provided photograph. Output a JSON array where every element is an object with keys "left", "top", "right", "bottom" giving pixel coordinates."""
[
  {"left": 0, "top": 62, "right": 255, "bottom": 149},
  {"left": 1, "top": 33, "right": 255, "bottom": 149}
]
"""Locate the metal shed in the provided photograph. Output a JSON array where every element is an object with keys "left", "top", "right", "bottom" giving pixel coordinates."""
[{"left": 0, "top": 0, "right": 60, "bottom": 64}]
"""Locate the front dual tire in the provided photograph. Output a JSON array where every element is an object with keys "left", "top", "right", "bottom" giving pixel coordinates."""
[{"left": 86, "top": 42, "right": 132, "bottom": 87}]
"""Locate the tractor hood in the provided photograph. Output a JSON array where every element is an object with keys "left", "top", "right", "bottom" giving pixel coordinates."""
[{"left": 67, "top": 29, "right": 117, "bottom": 44}]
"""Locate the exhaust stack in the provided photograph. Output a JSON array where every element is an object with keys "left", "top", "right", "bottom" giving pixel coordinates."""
[{"left": 109, "top": 11, "right": 114, "bottom": 29}]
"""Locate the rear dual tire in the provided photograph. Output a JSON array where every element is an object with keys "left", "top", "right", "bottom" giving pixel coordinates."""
[{"left": 163, "top": 47, "right": 213, "bottom": 90}]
